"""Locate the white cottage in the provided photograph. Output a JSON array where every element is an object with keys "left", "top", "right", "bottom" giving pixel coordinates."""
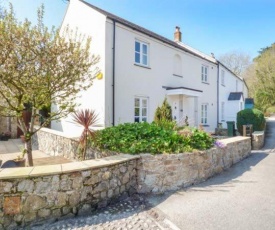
[{"left": 52, "top": 0, "right": 248, "bottom": 136}]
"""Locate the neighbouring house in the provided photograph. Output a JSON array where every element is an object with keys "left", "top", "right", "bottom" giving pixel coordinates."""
[{"left": 51, "top": 0, "right": 248, "bottom": 136}]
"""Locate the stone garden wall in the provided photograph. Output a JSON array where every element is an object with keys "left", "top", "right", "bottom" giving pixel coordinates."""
[
  {"left": 0, "top": 154, "right": 138, "bottom": 229},
  {"left": 137, "top": 136, "right": 251, "bottom": 194},
  {"left": 252, "top": 131, "right": 265, "bottom": 150},
  {"left": 33, "top": 127, "right": 118, "bottom": 161},
  {"left": 0, "top": 136, "right": 252, "bottom": 229}
]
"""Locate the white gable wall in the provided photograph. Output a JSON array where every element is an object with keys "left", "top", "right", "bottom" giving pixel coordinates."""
[
  {"left": 51, "top": 0, "right": 107, "bottom": 136},
  {"left": 218, "top": 65, "right": 247, "bottom": 128}
]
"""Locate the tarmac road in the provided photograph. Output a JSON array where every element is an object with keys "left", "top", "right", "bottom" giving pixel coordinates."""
[{"left": 148, "top": 117, "right": 275, "bottom": 230}]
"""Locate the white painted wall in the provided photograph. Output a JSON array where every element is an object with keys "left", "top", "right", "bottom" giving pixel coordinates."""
[
  {"left": 51, "top": 0, "right": 107, "bottom": 137},
  {"left": 111, "top": 23, "right": 217, "bottom": 132},
  {"left": 218, "top": 65, "right": 247, "bottom": 128},
  {"left": 52, "top": 0, "right": 249, "bottom": 136}
]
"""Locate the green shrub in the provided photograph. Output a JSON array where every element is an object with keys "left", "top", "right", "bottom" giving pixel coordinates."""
[
  {"left": 237, "top": 108, "right": 266, "bottom": 135},
  {"left": 92, "top": 122, "right": 214, "bottom": 154},
  {"left": 154, "top": 98, "right": 172, "bottom": 123}
]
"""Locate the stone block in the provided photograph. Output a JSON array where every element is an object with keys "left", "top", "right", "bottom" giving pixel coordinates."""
[
  {"left": 62, "top": 206, "right": 71, "bottom": 215},
  {"left": 68, "top": 191, "right": 80, "bottom": 207},
  {"left": 102, "top": 171, "right": 111, "bottom": 180},
  {"left": 56, "top": 192, "right": 67, "bottom": 207},
  {"left": 23, "top": 195, "right": 47, "bottom": 213},
  {"left": 18, "top": 180, "right": 34, "bottom": 193},
  {"left": 38, "top": 209, "right": 51, "bottom": 218},
  {"left": 122, "top": 172, "right": 130, "bottom": 184},
  {"left": 24, "top": 212, "right": 37, "bottom": 222},
  {"left": 0, "top": 182, "right": 13, "bottom": 193},
  {"left": 4, "top": 197, "right": 21, "bottom": 215},
  {"left": 52, "top": 209, "right": 62, "bottom": 219},
  {"left": 84, "top": 175, "right": 99, "bottom": 185},
  {"left": 72, "top": 177, "right": 83, "bottom": 189}
]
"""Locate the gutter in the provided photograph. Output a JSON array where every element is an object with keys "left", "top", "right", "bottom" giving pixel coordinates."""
[
  {"left": 112, "top": 19, "right": 116, "bottom": 126},
  {"left": 217, "top": 61, "right": 220, "bottom": 128}
]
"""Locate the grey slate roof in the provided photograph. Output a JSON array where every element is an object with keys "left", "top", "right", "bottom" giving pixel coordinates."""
[
  {"left": 79, "top": 0, "right": 216, "bottom": 64},
  {"left": 228, "top": 92, "right": 243, "bottom": 101}
]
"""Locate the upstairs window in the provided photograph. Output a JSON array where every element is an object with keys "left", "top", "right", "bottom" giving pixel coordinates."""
[
  {"left": 135, "top": 40, "right": 149, "bottom": 66},
  {"left": 134, "top": 97, "right": 148, "bottom": 122},
  {"left": 221, "top": 70, "right": 225, "bottom": 85},
  {"left": 201, "top": 65, "right": 208, "bottom": 83}
]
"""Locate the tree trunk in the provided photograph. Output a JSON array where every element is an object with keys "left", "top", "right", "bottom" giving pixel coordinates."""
[{"left": 25, "top": 139, "right": 33, "bottom": 166}]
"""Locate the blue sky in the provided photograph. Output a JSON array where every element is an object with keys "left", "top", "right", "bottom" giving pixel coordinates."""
[{"left": 4, "top": 0, "right": 275, "bottom": 59}]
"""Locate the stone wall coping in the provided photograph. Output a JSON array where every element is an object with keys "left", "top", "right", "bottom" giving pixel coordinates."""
[
  {"left": 218, "top": 136, "right": 250, "bottom": 145},
  {"left": 252, "top": 131, "right": 264, "bottom": 136},
  {"left": 0, "top": 154, "right": 140, "bottom": 179},
  {"left": 34, "top": 125, "right": 79, "bottom": 140}
]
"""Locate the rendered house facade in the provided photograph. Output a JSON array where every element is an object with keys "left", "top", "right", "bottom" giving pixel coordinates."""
[{"left": 52, "top": 0, "right": 248, "bottom": 136}]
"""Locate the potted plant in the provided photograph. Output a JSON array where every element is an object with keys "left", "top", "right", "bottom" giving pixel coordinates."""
[
  {"left": 0, "top": 131, "right": 11, "bottom": 141},
  {"left": 13, "top": 148, "right": 27, "bottom": 167}
]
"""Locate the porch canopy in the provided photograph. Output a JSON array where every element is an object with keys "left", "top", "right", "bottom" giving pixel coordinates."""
[{"left": 164, "top": 86, "right": 203, "bottom": 97}]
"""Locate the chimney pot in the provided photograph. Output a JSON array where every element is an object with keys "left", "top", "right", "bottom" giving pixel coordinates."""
[{"left": 174, "top": 26, "right": 182, "bottom": 42}]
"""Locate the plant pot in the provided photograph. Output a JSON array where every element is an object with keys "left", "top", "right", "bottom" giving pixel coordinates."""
[
  {"left": 13, "top": 158, "right": 26, "bottom": 167},
  {"left": 0, "top": 136, "right": 9, "bottom": 141},
  {"left": 20, "top": 135, "right": 26, "bottom": 143}
]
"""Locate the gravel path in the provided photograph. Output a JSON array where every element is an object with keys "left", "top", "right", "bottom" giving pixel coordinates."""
[{"left": 30, "top": 195, "right": 174, "bottom": 230}]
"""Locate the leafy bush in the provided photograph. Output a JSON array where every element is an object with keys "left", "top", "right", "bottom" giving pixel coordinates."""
[
  {"left": 92, "top": 122, "right": 214, "bottom": 154},
  {"left": 237, "top": 108, "right": 266, "bottom": 135},
  {"left": 154, "top": 98, "right": 172, "bottom": 123}
]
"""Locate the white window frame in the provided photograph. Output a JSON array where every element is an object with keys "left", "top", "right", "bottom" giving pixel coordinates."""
[
  {"left": 201, "top": 65, "right": 208, "bottom": 83},
  {"left": 135, "top": 40, "right": 149, "bottom": 67},
  {"left": 221, "top": 70, "right": 225, "bottom": 85},
  {"left": 201, "top": 103, "right": 208, "bottom": 124},
  {"left": 221, "top": 102, "right": 225, "bottom": 121},
  {"left": 134, "top": 97, "right": 148, "bottom": 122}
]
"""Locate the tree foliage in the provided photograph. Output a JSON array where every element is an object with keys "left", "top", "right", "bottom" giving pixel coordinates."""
[
  {"left": 252, "top": 44, "right": 275, "bottom": 111},
  {"left": 219, "top": 51, "right": 251, "bottom": 77},
  {"left": 0, "top": 5, "right": 99, "bottom": 166}
]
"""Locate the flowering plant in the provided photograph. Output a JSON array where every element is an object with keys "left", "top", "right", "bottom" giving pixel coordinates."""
[{"left": 214, "top": 140, "right": 226, "bottom": 149}]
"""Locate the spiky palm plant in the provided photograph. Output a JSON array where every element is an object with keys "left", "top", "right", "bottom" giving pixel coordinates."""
[{"left": 72, "top": 109, "right": 99, "bottom": 160}]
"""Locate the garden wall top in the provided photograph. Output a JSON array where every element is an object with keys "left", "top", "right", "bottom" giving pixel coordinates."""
[{"left": 0, "top": 154, "right": 140, "bottom": 180}]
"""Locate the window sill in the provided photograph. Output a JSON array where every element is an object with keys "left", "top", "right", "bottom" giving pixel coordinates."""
[
  {"left": 201, "top": 124, "right": 210, "bottom": 127},
  {"left": 202, "top": 82, "right": 210, "bottom": 85},
  {"left": 173, "top": 74, "right": 183, "bottom": 78},
  {"left": 134, "top": 64, "right": 151, "bottom": 69}
]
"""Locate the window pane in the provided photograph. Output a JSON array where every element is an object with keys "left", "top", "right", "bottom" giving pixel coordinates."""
[
  {"left": 142, "top": 108, "right": 147, "bottom": 116},
  {"left": 205, "top": 67, "right": 207, "bottom": 75},
  {"left": 135, "top": 117, "right": 140, "bottom": 122},
  {"left": 142, "top": 55, "right": 148, "bottom": 65},
  {"left": 142, "top": 117, "right": 147, "bottom": 122},
  {"left": 135, "top": 98, "right": 140, "bottom": 107},
  {"left": 142, "top": 99, "right": 147, "bottom": 107},
  {"left": 135, "top": 108, "right": 139, "bottom": 116},
  {"left": 135, "top": 53, "right": 140, "bottom": 63},
  {"left": 142, "top": 44, "right": 147, "bottom": 54},
  {"left": 135, "top": 41, "right": 140, "bottom": 52}
]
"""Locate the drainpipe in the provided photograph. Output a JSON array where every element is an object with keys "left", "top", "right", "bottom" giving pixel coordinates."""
[
  {"left": 112, "top": 20, "right": 116, "bottom": 126},
  {"left": 217, "top": 61, "right": 220, "bottom": 128}
]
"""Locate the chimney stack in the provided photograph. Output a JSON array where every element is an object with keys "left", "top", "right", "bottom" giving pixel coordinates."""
[{"left": 174, "top": 26, "right": 182, "bottom": 42}]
